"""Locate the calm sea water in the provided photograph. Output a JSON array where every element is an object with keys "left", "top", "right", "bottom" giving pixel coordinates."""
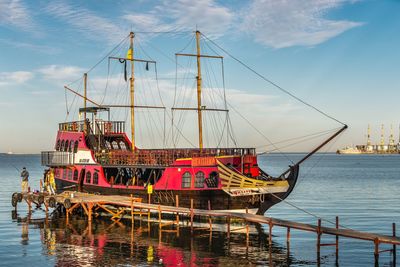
[{"left": 0, "top": 153, "right": 399, "bottom": 266}]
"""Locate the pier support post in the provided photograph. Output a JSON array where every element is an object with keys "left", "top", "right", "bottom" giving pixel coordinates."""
[
  {"left": 227, "top": 216, "right": 231, "bottom": 239},
  {"left": 374, "top": 238, "right": 380, "bottom": 264},
  {"left": 286, "top": 227, "right": 291, "bottom": 255},
  {"left": 88, "top": 202, "right": 93, "bottom": 222},
  {"left": 245, "top": 208, "right": 249, "bottom": 242},
  {"left": 317, "top": 218, "right": 322, "bottom": 263},
  {"left": 393, "top": 223, "right": 397, "bottom": 264},
  {"left": 148, "top": 193, "right": 151, "bottom": 222},
  {"left": 158, "top": 205, "right": 161, "bottom": 229},
  {"left": 336, "top": 216, "right": 339, "bottom": 260},
  {"left": 286, "top": 227, "right": 291, "bottom": 260},
  {"left": 268, "top": 218, "right": 273, "bottom": 245},
  {"left": 175, "top": 195, "right": 179, "bottom": 226},
  {"left": 130, "top": 194, "right": 134, "bottom": 227},
  {"left": 208, "top": 200, "right": 212, "bottom": 232},
  {"left": 66, "top": 206, "right": 70, "bottom": 224},
  {"left": 190, "top": 199, "right": 194, "bottom": 234}
]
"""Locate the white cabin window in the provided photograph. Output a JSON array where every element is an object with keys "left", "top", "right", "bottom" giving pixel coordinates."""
[
  {"left": 195, "top": 172, "right": 205, "bottom": 188},
  {"left": 182, "top": 172, "right": 191, "bottom": 188}
]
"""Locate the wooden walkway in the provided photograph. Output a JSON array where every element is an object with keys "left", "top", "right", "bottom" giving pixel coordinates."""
[{"left": 13, "top": 191, "right": 398, "bottom": 263}]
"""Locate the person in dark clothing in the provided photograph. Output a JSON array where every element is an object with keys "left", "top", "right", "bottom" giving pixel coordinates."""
[{"left": 21, "top": 167, "right": 29, "bottom": 192}]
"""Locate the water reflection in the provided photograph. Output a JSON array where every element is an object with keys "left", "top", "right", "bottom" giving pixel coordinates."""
[{"left": 11, "top": 211, "right": 311, "bottom": 266}]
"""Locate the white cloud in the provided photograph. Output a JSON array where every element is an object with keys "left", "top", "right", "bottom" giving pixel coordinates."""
[
  {"left": 40, "top": 0, "right": 362, "bottom": 49},
  {"left": 123, "top": 13, "right": 171, "bottom": 32},
  {"left": 123, "top": 0, "right": 234, "bottom": 37},
  {"left": 37, "top": 65, "right": 85, "bottom": 82},
  {"left": 0, "top": 0, "right": 35, "bottom": 30},
  {"left": 44, "top": 1, "right": 125, "bottom": 43},
  {"left": 239, "top": 0, "right": 363, "bottom": 48},
  {"left": 0, "top": 71, "right": 34, "bottom": 87},
  {"left": 0, "top": 38, "right": 61, "bottom": 54}
]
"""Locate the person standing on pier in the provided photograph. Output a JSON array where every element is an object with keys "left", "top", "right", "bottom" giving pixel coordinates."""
[
  {"left": 46, "top": 168, "right": 56, "bottom": 195},
  {"left": 48, "top": 168, "right": 57, "bottom": 195},
  {"left": 20, "top": 167, "right": 29, "bottom": 193}
]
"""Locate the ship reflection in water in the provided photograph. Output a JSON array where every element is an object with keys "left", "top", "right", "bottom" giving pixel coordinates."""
[{"left": 12, "top": 210, "right": 315, "bottom": 266}]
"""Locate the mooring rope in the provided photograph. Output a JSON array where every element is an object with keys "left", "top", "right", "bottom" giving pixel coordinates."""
[{"left": 268, "top": 192, "right": 352, "bottom": 230}]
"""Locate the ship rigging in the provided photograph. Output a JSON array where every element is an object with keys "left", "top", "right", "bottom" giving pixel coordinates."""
[{"left": 42, "top": 31, "right": 346, "bottom": 214}]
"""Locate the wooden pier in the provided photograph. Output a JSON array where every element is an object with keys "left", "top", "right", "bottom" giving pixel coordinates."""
[{"left": 12, "top": 191, "right": 398, "bottom": 264}]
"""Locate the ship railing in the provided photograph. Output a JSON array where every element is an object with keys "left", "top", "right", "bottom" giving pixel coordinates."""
[
  {"left": 59, "top": 120, "right": 125, "bottom": 134},
  {"left": 137, "top": 148, "right": 256, "bottom": 157},
  {"left": 93, "top": 120, "right": 125, "bottom": 134},
  {"left": 41, "top": 151, "right": 75, "bottom": 166},
  {"left": 59, "top": 121, "right": 85, "bottom": 132},
  {"left": 96, "top": 147, "right": 256, "bottom": 167}
]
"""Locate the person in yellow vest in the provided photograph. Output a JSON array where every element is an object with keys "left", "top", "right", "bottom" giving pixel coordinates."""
[
  {"left": 20, "top": 167, "right": 29, "bottom": 193},
  {"left": 47, "top": 168, "right": 56, "bottom": 195}
]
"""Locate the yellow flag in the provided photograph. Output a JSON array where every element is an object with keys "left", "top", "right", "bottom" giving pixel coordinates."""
[{"left": 126, "top": 45, "right": 133, "bottom": 60}]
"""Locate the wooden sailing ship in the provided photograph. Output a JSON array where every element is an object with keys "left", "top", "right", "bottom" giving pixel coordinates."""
[{"left": 41, "top": 31, "right": 346, "bottom": 214}]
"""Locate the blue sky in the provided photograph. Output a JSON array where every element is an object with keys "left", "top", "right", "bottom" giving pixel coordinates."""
[{"left": 0, "top": 0, "right": 399, "bottom": 153}]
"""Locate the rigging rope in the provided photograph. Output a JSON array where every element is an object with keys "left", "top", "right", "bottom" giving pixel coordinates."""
[
  {"left": 269, "top": 192, "right": 351, "bottom": 230},
  {"left": 256, "top": 127, "right": 341, "bottom": 149},
  {"left": 267, "top": 131, "right": 351, "bottom": 230},
  {"left": 86, "top": 34, "right": 129, "bottom": 74},
  {"left": 258, "top": 128, "right": 341, "bottom": 154},
  {"left": 225, "top": 101, "right": 295, "bottom": 164},
  {"left": 200, "top": 33, "right": 346, "bottom": 127},
  {"left": 64, "top": 88, "right": 69, "bottom": 117}
]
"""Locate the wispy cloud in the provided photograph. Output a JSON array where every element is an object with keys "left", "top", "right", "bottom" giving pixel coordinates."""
[
  {"left": 0, "top": 71, "right": 34, "bottom": 87},
  {"left": 123, "top": 0, "right": 234, "bottom": 37},
  {"left": 239, "top": 0, "right": 363, "bottom": 48},
  {"left": 0, "top": 38, "right": 61, "bottom": 54},
  {"left": 0, "top": 0, "right": 35, "bottom": 31},
  {"left": 37, "top": 65, "right": 85, "bottom": 83},
  {"left": 44, "top": 1, "right": 125, "bottom": 43},
  {"left": 123, "top": 0, "right": 362, "bottom": 48},
  {"left": 38, "top": 0, "right": 362, "bottom": 49}
]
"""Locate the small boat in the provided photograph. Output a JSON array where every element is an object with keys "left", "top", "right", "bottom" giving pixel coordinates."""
[
  {"left": 41, "top": 31, "right": 346, "bottom": 214},
  {"left": 336, "top": 146, "right": 362, "bottom": 154}
]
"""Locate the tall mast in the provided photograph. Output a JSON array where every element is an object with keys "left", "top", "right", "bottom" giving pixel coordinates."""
[
  {"left": 107, "top": 32, "right": 165, "bottom": 150},
  {"left": 195, "top": 31, "right": 203, "bottom": 151},
  {"left": 83, "top": 73, "right": 87, "bottom": 132},
  {"left": 174, "top": 30, "right": 224, "bottom": 150},
  {"left": 129, "top": 32, "right": 135, "bottom": 151}
]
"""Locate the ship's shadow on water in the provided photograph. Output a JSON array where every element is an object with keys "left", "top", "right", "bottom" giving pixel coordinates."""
[{"left": 10, "top": 210, "right": 321, "bottom": 267}]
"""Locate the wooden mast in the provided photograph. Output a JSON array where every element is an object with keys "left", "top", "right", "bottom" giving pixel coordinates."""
[
  {"left": 129, "top": 32, "right": 135, "bottom": 151},
  {"left": 174, "top": 31, "right": 224, "bottom": 150},
  {"left": 195, "top": 30, "right": 203, "bottom": 152},
  {"left": 83, "top": 73, "right": 87, "bottom": 132}
]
